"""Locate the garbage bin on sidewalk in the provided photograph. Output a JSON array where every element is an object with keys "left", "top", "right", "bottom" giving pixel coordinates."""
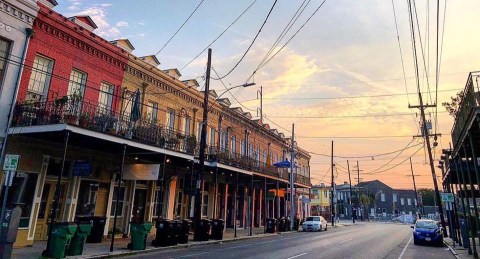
[
  {"left": 66, "top": 222, "right": 92, "bottom": 256},
  {"left": 76, "top": 216, "right": 107, "bottom": 243},
  {"left": 170, "top": 220, "right": 181, "bottom": 245},
  {"left": 194, "top": 219, "right": 211, "bottom": 241},
  {"left": 266, "top": 218, "right": 277, "bottom": 233},
  {"left": 152, "top": 219, "right": 172, "bottom": 247},
  {"left": 210, "top": 219, "right": 225, "bottom": 240},
  {"left": 293, "top": 218, "right": 300, "bottom": 231},
  {"left": 179, "top": 219, "right": 191, "bottom": 244},
  {"left": 46, "top": 222, "right": 77, "bottom": 259},
  {"left": 277, "top": 218, "right": 286, "bottom": 232},
  {"left": 128, "top": 222, "right": 152, "bottom": 250}
]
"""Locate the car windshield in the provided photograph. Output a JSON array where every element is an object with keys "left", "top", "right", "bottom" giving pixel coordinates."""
[
  {"left": 305, "top": 217, "right": 320, "bottom": 222},
  {"left": 415, "top": 221, "right": 438, "bottom": 229}
]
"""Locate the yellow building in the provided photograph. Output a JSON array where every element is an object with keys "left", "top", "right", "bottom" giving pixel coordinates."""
[{"left": 311, "top": 183, "right": 331, "bottom": 216}]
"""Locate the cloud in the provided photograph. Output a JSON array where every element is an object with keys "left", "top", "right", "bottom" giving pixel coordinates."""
[
  {"left": 137, "top": 21, "right": 146, "bottom": 26},
  {"left": 68, "top": 5, "right": 122, "bottom": 39},
  {"left": 116, "top": 21, "right": 129, "bottom": 27},
  {"left": 137, "top": 33, "right": 146, "bottom": 37},
  {"left": 67, "top": 0, "right": 81, "bottom": 11}
]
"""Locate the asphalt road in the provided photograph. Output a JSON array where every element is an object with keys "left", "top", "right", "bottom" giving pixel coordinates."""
[{"left": 127, "top": 222, "right": 454, "bottom": 259}]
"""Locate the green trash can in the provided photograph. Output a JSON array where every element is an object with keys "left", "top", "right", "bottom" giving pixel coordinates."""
[
  {"left": 48, "top": 222, "right": 77, "bottom": 258},
  {"left": 66, "top": 223, "right": 92, "bottom": 256},
  {"left": 128, "top": 222, "right": 152, "bottom": 250}
]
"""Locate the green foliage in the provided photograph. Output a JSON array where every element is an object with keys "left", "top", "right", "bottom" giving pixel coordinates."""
[{"left": 418, "top": 188, "right": 435, "bottom": 206}]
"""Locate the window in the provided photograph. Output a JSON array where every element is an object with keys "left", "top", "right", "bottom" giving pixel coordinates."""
[
  {"left": 231, "top": 135, "right": 236, "bottom": 154},
  {"left": 27, "top": 55, "right": 53, "bottom": 101},
  {"left": 152, "top": 188, "right": 165, "bottom": 218},
  {"left": 175, "top": 191, "right": 183, "bottom": 218},
  {"left": 393, "top": 193, "right": 397, "bottom": 203},
  {"left": 98, "top": 82, "right": 114, "bottom": 114},
  {"left": 67, "top": 69, "right": 86, "bottom": 97},
  {"left": 110, "top": 186, "right": 125, "bottom": 217},
  {"left": 414, "top": 199, "right": 417, "bottom": 206},
  {"left": 197, "top": 121, "right": 202, "bottom": 142},
  {"left": 407, "top": 198, "right": 411, "bottom": 206},
  {"left": 122, "top": 91, "right": 133, "bottom": 119},
  {"left": 0, "top": 38, "right": 11, "bottom": 89},
  {"left": 380, "top": 193, "right": 385, "bottom": 202},
  {"left": 400, "top": 198, "right": 405, "bottom": 205},
  {"left": 146, "top": 101, "right": 158, "bottom": 123},
  {"left": 166, "top": 109, "right": 175, "bottom": 131},
  {"left": 202, "top": 194, "right": 209, "bottom": 217},
  {"left": 241, "top": 140, "right": 245, "bottom": 156},
  {"left": 263, "top": 150, "right": 267, "bottom": 165},
  {"left": 76, "top": 180, "right": 99, "bottom": 216},
  {"left": 324, "top": 190, "right": 328, "bottom": 198},
  {"left": 0, "top": 172, "right": 38, "bottom": 227},
  {"left": 184, "top": 116, "right": 191, "bottom": 135},
  {"left": 209, "top": 127, "right": 216, "bottom": 147},
  {"left": 249, "top": 143, "right": 253, "bottom": 158}
]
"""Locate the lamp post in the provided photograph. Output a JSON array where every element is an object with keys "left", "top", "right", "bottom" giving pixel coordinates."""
[{"left": 193, "top": 48, "right": 255, "bottom": 240}]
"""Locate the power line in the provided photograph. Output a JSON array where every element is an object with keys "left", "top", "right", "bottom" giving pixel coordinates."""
[
  {"left": 265, "top": 111, "right": 447, "bottom": 119},
  {"left": 155, "top": 0, "right": 206, "bottom": 56},
  {"left": 297, "top": 134, "right": 443, "bottom": 139},
  {"left": 364, "top": 145, "right": 425, "bottom": 175},
  {"left": 179, "top": 0, "right": 258, "bottom": 71},
  {"left": 310, "top": 141, "right": 422, "bottom": 159},
  {"left": 212, "top": 0, "right": 278, "bottom": 80}
]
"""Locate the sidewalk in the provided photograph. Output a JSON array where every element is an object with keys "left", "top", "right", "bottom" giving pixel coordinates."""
[
  {"left": 444, "top": 236, "right": 480, "bottom": 259},
  {"left": 12, "top": 223, "right": 352, "bottom": 259}
]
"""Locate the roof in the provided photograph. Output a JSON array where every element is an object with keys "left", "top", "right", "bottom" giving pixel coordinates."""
[
  {"left": 140, "top": 55, "right": 160, "bottom": 66},
  {"left": 69, "top": 16, "right": 98, "bottom": 29},
  {"left": 110, "top": 39, "right": 135, "bottom": 53}
]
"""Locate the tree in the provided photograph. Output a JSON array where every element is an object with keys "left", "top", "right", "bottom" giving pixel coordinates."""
[
  {"left": 360, "top": 193, "right": 374, "bottom": 221},
  {"left": 418, "top": 188, "right": 435, "bottom": 206}
]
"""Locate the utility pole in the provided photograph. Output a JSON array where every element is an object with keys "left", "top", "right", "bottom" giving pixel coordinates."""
[
  {"left": 356, "top": 161, "right": 361, "bottom": 221},
  {"left": 290, "top": 124, "right": 295, "bottom": 231},
  {"left": 406, "top": 0, "right": 447, "bottom": 233},
  {"left": 193, "top": 48, "right": 212, "bottom": 241},
  {"left": 347, "top": 160, "right": 355, "bottom": 223},
  {"left": 409, "top": 157, "right": 421, "bottom": 219},
  {"left": 331, "top": 141, "right": 335, "bottom": 226}
]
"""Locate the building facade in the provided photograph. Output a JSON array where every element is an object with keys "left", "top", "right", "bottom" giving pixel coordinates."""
[
  {"left": 310, "top": 183, "right": 330, "bottom": 218},
  {"left": 1, "top": 1, "right": 311, "bottom": 247}
]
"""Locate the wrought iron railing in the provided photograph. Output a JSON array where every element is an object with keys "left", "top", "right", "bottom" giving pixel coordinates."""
[
  {"left": 451, "top": 72, "right": 480, "bottom": 148},
  {"left": 12, "top": 98, "right": 310, "bottom": 186}
]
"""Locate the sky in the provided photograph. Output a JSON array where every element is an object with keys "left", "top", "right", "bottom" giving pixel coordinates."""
[{"left": 56, "top": 0, "right": 480, "bottom": 190}]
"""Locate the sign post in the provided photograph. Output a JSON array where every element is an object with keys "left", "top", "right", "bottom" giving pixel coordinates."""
[{"left": 1, "top": 154, "right": 19, "bottom": 233}]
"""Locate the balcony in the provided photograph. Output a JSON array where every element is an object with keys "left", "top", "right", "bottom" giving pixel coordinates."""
[
  {"left": 450, "top": 72, "right": 480, "bottom": 148},
  {"left": 12, "top": 98, "right": 311, "bottom": 186}
]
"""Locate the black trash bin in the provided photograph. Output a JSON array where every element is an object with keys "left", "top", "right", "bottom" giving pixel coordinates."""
[
  {"left": 76, "top": 216, "right": 107, "bottom": 243},
  {"left": 277, "top": 218, "right": 286, "bottom": 232},
  {"left": 194, "top": 219, "right": 211, "bottom": 241},
  {"left": 179, "top": 220, "right": 191, "bottom": 244},
  {"left": 152, "top": 219, "right": 172, "bottom": 247},
  {"left": 210, "top": 219, "right": 225, "bottom": 240},
  {"left": 170, "top": 220, "right": 181, "bottom": 245},
  {"left": 293, "top": 218, "right": 299, "bottom": 231},
  {"left": 266, "top": 218, "right": 277, "bottom": 233}
]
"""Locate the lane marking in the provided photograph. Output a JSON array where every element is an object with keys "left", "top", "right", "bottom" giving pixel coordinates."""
[
  {"left": 286, "top": 253, "right": 307, "bottom": 259},
  {"left": 398, "top": 236, "right": 413, "bottom": 259},
  {"left": 339, "top": 238, "right": 353, "bottom": 244}
]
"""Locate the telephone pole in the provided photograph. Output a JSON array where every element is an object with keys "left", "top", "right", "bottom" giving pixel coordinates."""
[
  {"left": 409, "top": 157, "right": 421, "bottom": 219},
  {"left": 406, "top": 0, "right": 446, "bottom": 234},
  {"left": 331, "top": 141, "right": 335, "bottom": 226},
  {"left": 356, "top": 161, "right": 361, "bottom": 220},
  {"left": 347, "top": 160, "right": 355, "bottom": 223},
  {"left": 290, "top": 124, "right": 295, "bottom": 231}
]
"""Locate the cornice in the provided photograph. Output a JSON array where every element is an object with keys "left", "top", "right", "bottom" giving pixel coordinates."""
[{"left": 1, "top": 0, "right": 39, "bottom": 26}]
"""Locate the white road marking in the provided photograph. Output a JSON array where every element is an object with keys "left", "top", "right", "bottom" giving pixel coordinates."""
[
  {"left": 398, "top": 236, "right": 413, "bottom": 259},
  {"left": 286, "top": 252, "right": 307, "bottom": 259},
  {"left": 339, "top": 238, "right": 353, "bottom": 244}
]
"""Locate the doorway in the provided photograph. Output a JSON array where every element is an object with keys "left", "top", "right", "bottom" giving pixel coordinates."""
[
  {"left": 34, "top": 181, "right": 67, "bottom": 240},
  {"left": 132, "top": 189, "right": 147, "bottom": 223}
]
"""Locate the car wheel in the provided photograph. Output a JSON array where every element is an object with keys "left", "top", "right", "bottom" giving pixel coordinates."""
[
  {"left": 325, "top": 225, "right": 327, "bottom": 231},
  {"left": 319, "top": 226, "right": 322, "bottom": 232}
]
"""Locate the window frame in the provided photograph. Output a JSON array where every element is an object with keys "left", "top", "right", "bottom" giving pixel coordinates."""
[
  {"left": 26, "top": 54, "right": 54, "bottom": 101},
  {"left": 0, "top": 38, "right": 12, "bottom": 91}
]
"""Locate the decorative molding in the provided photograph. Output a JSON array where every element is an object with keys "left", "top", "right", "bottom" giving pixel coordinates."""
[{"left": 0, "top": 0, "right": 37, "bottom": 25}]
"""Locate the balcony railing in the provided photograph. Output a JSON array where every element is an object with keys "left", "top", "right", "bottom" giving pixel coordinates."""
[
  {"left": 12, "top": 98, "right": 311, "bottom": 186},
  {"left": 451, "top": 72, "right": 480, "bottom": 148}
]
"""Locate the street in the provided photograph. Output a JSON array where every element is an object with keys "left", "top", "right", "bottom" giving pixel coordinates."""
[{"left": 126, "top": 222, "right": 453, "bottom": 259}]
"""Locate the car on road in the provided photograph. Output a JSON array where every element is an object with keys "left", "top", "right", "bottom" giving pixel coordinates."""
[
  {"left": 302, "top": 216, "right": 328, "bottom": 232},
  {"left": 411, "top": 219, "right": 443, "bottom": 246}
]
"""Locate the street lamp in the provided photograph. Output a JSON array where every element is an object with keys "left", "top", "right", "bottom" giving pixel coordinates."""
[{"left": 193, "top": 48, "right": 255, "bottom": 241}]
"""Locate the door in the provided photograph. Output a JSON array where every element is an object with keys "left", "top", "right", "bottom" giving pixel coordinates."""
[
  {"left": 132, "top": 189, "right": 147, "bottom": 223},
  {"left": 34, "top": 181, "right": 67, "bottom": 240}
]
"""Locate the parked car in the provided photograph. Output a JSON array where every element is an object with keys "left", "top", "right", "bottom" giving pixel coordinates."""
[
  {"left": 411, "top": 219, "right": 443, "bottom": 246},
  {"left": 302, "top": 216, "right": 328, "bottom": 232}
]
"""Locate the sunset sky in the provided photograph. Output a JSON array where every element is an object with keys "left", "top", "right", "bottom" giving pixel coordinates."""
[{"left": 58, "top": 0, "right": 480, "bottom": 189}]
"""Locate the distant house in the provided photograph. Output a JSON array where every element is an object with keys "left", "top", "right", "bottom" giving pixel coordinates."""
[
  {"left": 311, "top": 183, "right": 331, "bottom": 217},
  {"left": 335, "top": 181, "right": 361, "bottom": 219}
]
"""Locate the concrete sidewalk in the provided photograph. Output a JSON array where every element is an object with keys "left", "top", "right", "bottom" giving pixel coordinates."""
[
  {"left": 12, "top": 223, "right": 352, "bottom": 259},
  {"left": 444, "top": 236, "right": 480, "bottom": 259}
]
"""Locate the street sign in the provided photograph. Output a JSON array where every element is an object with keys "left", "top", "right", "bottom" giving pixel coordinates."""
[
  {"left": 3, "top": 154, "right": 19, "bottom": 171},
  {"left": 441, "top": 193, "right": 454, "bottom": 203},
  {"left": 302, "top": 196, "right": 310, "bottom": 203},
  {"left": 72, "top": 160, "right": 92, "bottom": 176}
]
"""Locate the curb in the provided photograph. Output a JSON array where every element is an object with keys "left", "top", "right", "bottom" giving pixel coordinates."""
[
  {"left": 83, "top": 232, "right": 293, "bottom": 259},
  {"left": 443, "top": 239, "right": 461, "bottom": 259}
]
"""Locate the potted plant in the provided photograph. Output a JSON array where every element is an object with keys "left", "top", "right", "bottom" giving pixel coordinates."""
[
  {"left": 79, "top": 112, "right": 90, "bottom": 127},
  {"left": 185, "top": 135, "right": 197, "bottom": 154}
]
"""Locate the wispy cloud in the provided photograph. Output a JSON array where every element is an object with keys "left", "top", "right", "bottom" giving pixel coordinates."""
[
  {"left": 67, "top": 4, "right": 121, "bottom": 39},
  {"left": 116, "top": 21, "right": 129, "bottom": 27},
  {"left": 67, "top": 0, "right": 81, "bottom": 11}
]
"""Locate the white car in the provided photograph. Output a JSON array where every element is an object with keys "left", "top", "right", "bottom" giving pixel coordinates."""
[{"left": 302, "top": 216, "right": 328, "bottom": 232}]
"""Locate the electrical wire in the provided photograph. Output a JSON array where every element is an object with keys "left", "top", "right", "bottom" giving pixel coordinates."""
[
  {"left": 180, "top": 0, "right": 258, "bottom": 71},
  {"left": 310, "top": 141, "right": 422, "bottom": 159},
  {"left": 212, "top": 0, "right": 278, "bottom": 80},
  {"left": 155, "top": 0, "right": 206, "bottom": 56},
  {"left": 364, "top": 145, "right": 424, "bottom": 175}
]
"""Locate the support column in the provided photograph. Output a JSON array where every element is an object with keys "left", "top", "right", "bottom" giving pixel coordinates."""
[
  {"left": 62, "top": 176, "right": 81, "bottom": 222},
  {"left": 457, "top": 156, "right": 475, "bottom": 255},
  {"left": 463, "top": 144, "right": 479, "bottom": 258}
]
